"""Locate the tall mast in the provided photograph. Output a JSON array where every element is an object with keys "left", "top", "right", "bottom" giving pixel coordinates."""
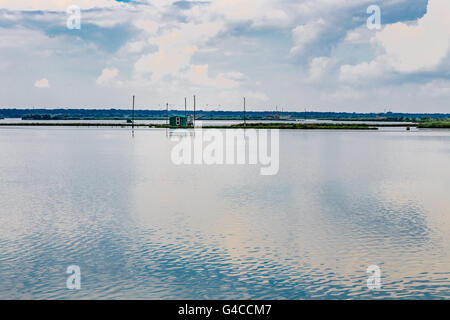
[
  {"left": 132, "top": 95, "right": 135, "bottom": 133},
  {"left": 244, "top": 97, "right": 246, "bottom": 127}
]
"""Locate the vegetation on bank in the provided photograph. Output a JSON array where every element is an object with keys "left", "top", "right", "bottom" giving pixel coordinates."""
[
  {"left": 0, "top": 123, "right": 154, "bottom": 127},
  {"left": 20, "top": 114, "right": 163, "bottom": 121},
  {"left": 21, "top": 114, "right": 123, "bottom": 120},
  {"left": 417, "top": 120, "right": 450, "bottom": 128},
  {"left": 211, "top": 123, "right": 378, "bottom": 130},
  {"left": 0, "top": 122, "right": 380, "bottom": 130},
  {"left": 319, "top": 117, "right": 416, "bottom": 122}
]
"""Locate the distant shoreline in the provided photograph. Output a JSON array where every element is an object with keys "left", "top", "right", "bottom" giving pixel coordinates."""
[
  {"left": 0, "top": 122, "right": 401, "bottom": 130},
  {"left": 2, "top": 121, "right": 450, "bottom": 129}
]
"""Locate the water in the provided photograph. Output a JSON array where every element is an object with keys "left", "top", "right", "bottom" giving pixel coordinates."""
[{"left": 0, "top": 127, "right": 449, "bottom": 299}]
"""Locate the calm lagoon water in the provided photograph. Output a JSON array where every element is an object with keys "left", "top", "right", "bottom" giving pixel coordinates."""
[{"left": 0, "top": 127, "right": 449, "bottom": 299}]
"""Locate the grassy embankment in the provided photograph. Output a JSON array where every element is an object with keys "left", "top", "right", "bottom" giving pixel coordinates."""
[
  {"left": 204, "top": 123, "right": 378, "bottom": 130},
  {"left": 0, "top": 122, "right": 381, "bottom": 130},
  {"left": 417, "top": 120, "right": 450, "bottom": 128},
  {"left": 0, "top": 122, "right": 152, "bottom": 127}
]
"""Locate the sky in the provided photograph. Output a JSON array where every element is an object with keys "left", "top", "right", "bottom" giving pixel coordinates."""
[{"left": 0, "top": 0, "right": 449, "bottom": 112}]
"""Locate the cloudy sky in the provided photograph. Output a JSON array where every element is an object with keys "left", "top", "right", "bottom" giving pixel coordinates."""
[{"left": 0, "top": 0, "right": 449, "bottom": 112}]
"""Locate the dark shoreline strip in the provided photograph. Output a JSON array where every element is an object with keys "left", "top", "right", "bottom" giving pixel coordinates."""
[
  {"left": 0, "top": 122, "right": 398, "bottom": 130},
  {"left": 7, "top": 122, "right": 450, "bottom": 129}
]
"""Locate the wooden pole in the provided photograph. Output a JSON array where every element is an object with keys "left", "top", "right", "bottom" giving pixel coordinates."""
[
  {"left": 244, "top": 97, "right": 246, "bottom": 127},
  {"left": 132, "top": 95, "right": 135, "bottom": 135},
  {"left": 193, "top": 95, "right": 196, "bottom": 127}
]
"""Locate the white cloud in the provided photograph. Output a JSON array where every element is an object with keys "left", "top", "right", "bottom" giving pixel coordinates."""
[
  {"left": 134, "top": 19, "right": 159, "bottom": 35},
  {"left": 223, "top": 72, "right": 246, "bottom": 80},
  {"left": 188, "top": 0, "right": 289, "bottom": 27},
  {"left": 0, "top": 26, "right": 55, "bottom": 51},
  {"left": 343, "top": 27, "right": 373, "bottom": 44},
  {"left": 243, "top": 90, "right": 269, "bottom": 102},
  {"left": 123, "top": 40, "right": 148, "bottom": 54},
  {"left": 308, "top": 56, "right": 334, "bottom": 82},
  {"left": 216, "top": 89, "right": 269, "bottom": 106},
  {"left": 96, "top": 68, "right": 119, "bottom": 86},
  {"left": 134, "top": 45, "right": 197, "bottom": 81},
  {"left": 134, "top": 21, "right": 224, "bottom": 81},
  {"left": 290, "top": 19, "right": 326, "bottom": 55},
  {"left": 0, "top": 0, "right": 118, "bottom": 11},
  {"left": 340, "top": 0, "right": 450, "bottom": 82},
  {"left": 376, "top": 0, "right": 450, "bottom": 73},
  {"left": 419, "top": 79, "right": 450, "bottom": 97},
  {"left": 185, "top": 64, "right": 240, "bottom": 89},
  {"left": 326, "top": 86, "right": 363, "bottom": 101},
  {"left": 82, "top": 7, "right": 135, "bottom": 27},
  {"left": 339, "top": 59, "right": 387, "bottom": 83},
  {"left": 34, "top": 78, "right": 50, "bottom": 88}
]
